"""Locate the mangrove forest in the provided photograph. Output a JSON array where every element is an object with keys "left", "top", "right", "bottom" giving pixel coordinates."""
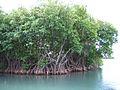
[{"left": 0, "top": 1, "right": 117, "bottom": 75}]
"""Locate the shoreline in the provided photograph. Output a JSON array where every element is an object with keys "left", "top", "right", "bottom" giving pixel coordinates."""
[{"left": 0, "top": 65, "right": 98, "bottom": 75}]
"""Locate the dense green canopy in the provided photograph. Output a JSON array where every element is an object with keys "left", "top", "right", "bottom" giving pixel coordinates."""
[{"left": 0, "top": 1, "right": 117, "bottom": 74}]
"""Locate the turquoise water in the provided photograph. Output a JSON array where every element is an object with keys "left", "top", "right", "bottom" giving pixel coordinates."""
[{"left": 0, "top": 60, "right": 120, "bottom": 90}]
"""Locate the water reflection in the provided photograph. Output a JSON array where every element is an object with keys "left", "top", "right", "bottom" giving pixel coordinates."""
[{"left": 0, "top": 61, "right": 120, "bottom": 90}]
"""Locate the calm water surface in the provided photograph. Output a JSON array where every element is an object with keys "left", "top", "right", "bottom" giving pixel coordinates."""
[{"left": 0, "top": 59, "right": 120, "bottom": 90}]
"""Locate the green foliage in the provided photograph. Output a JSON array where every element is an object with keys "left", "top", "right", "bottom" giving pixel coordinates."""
[
  {"left": 97, "top": 21, "right": 118, "bottom": 58},
  {"left": 38, "top": 58, "right": 48, "bottom": 67},
  {"left": 0, "top": 1, "right": 117, "bottom": 68}
]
